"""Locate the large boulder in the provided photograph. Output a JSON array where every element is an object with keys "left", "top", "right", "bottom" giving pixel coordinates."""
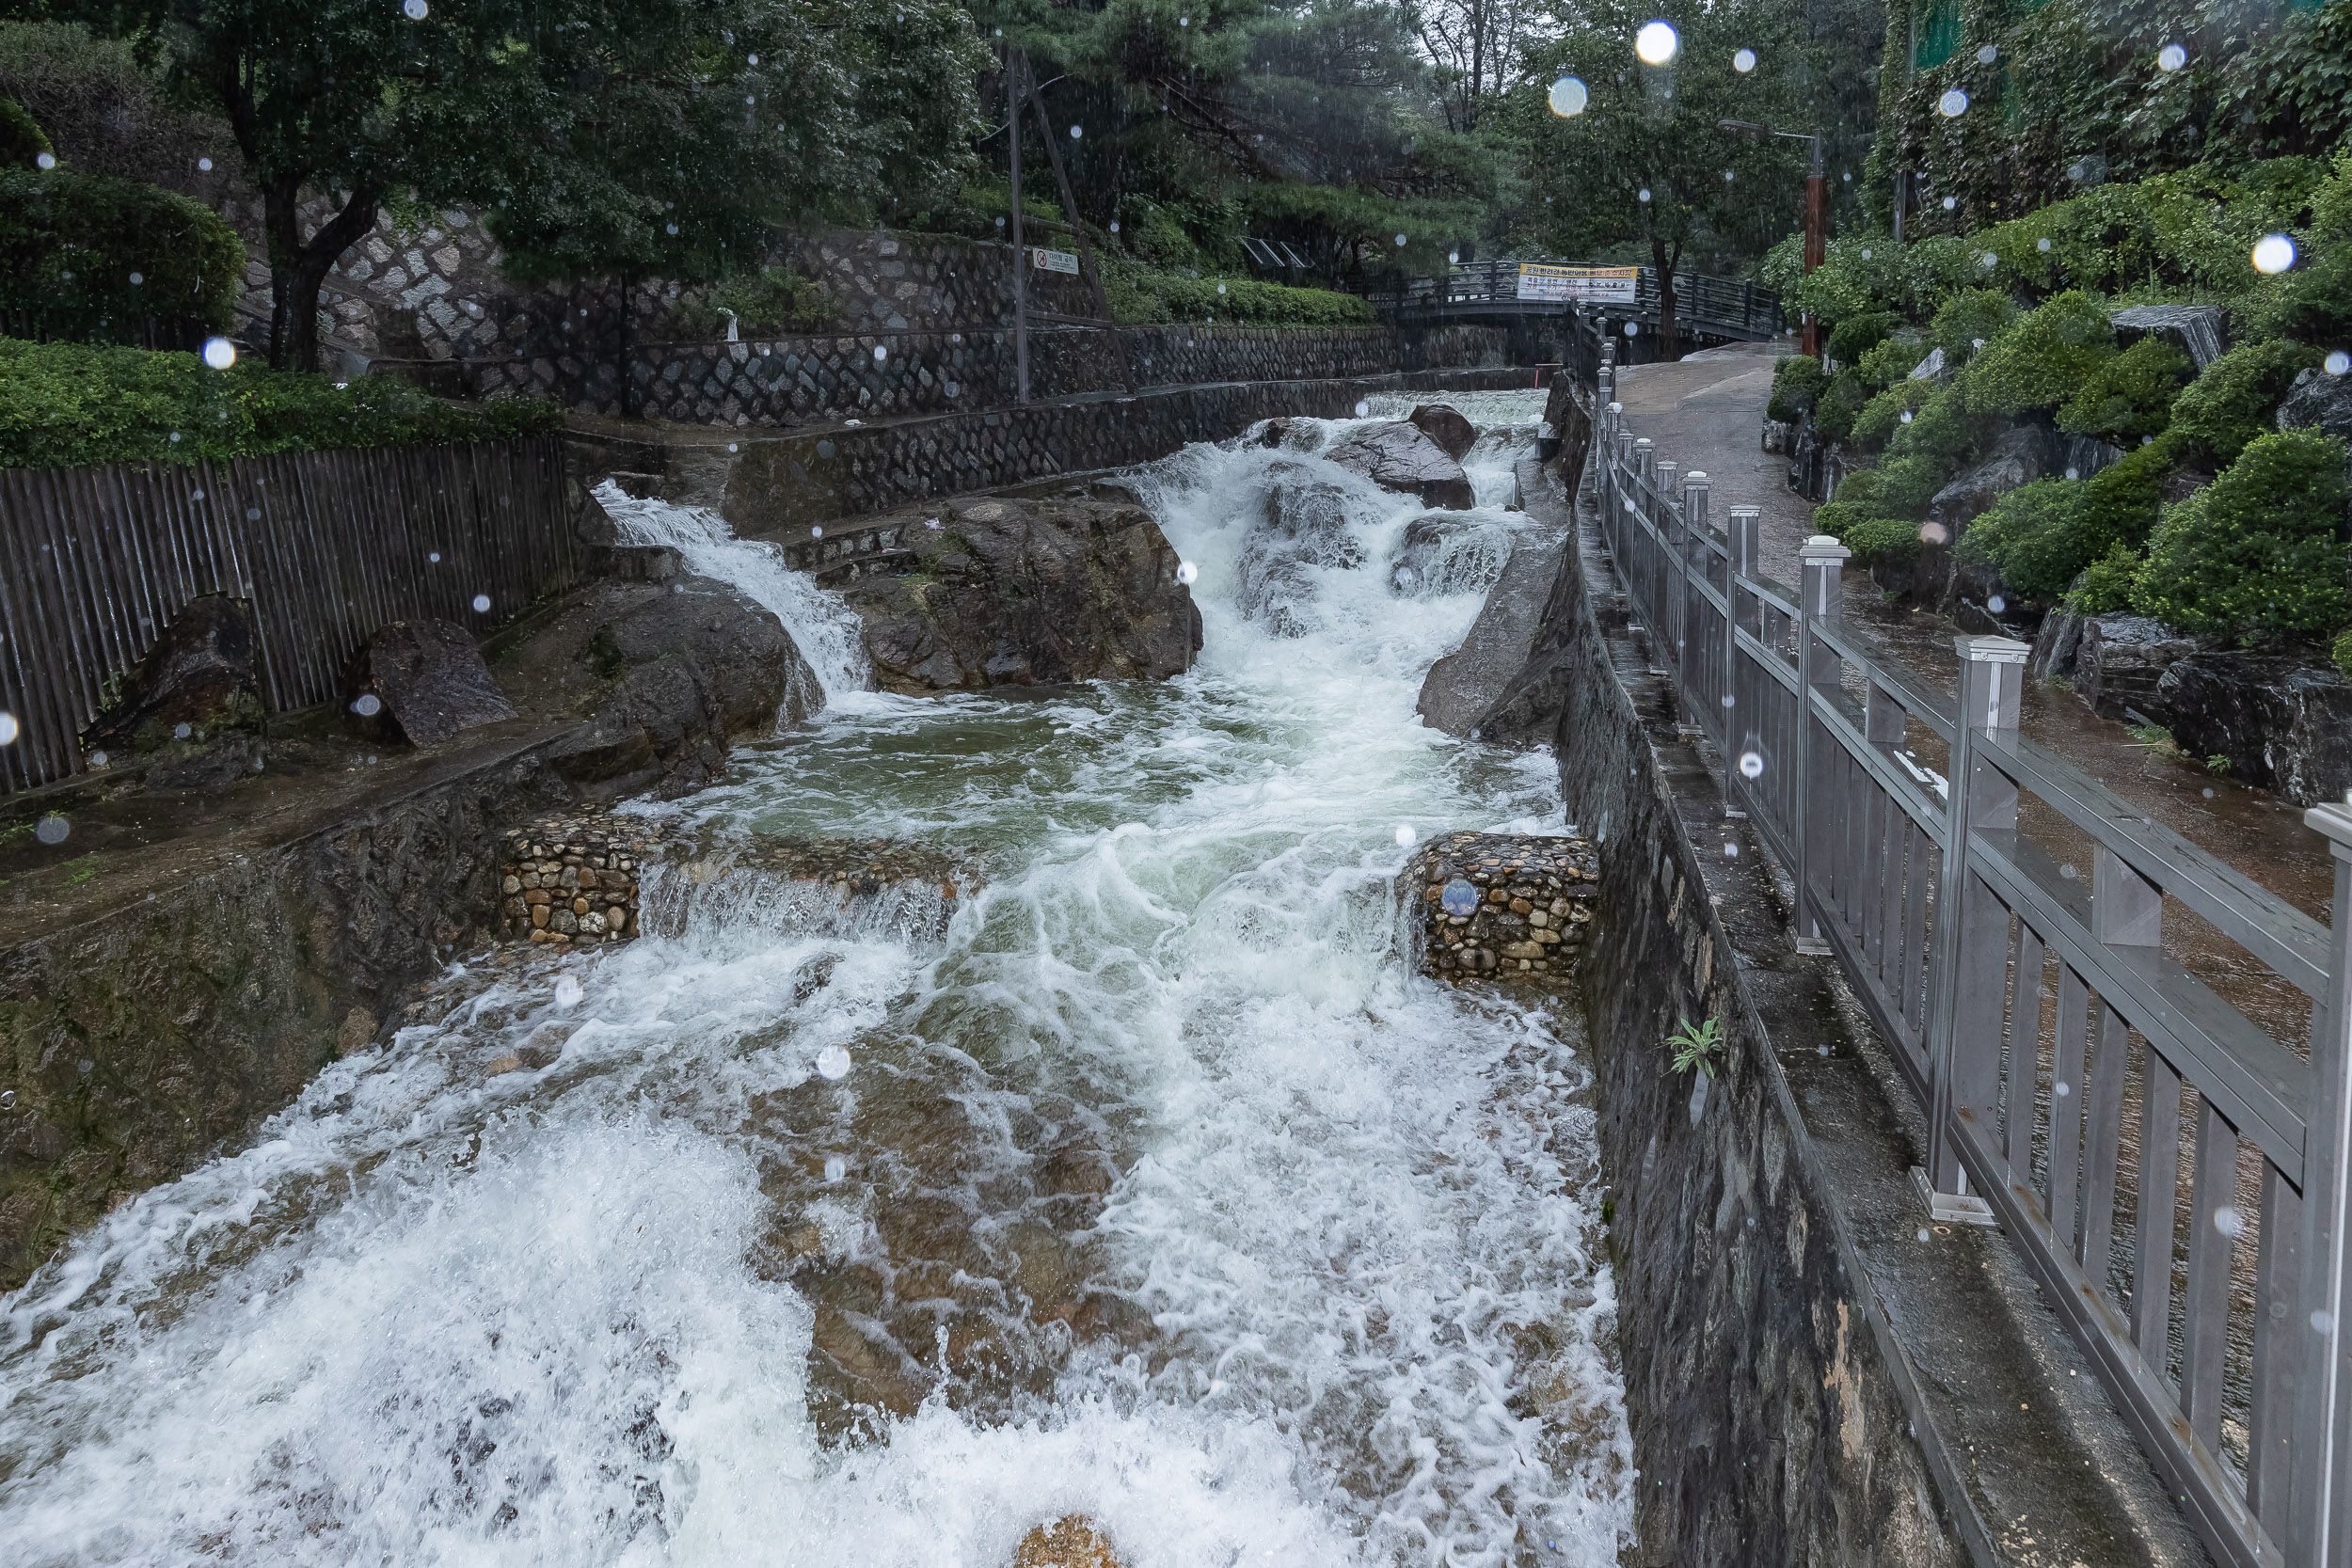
[
  {"left": 1930, "top": 424, "right": 2062, "bottom": 543},
  {"left": 359, "top": 619, "right": 517, "bottom": 747},
  {"left": 82, "top": 595, "right": 266, "bottom": 788},
  {"left": 2074, "top": 615, "right": 2197, "bottom": 722},
  {"left": 2156, "top": 652, "right": 2352, "bottom": 806},
  {"left": 1326, "top": 421, "right": 1477, "bottom": 509},
  {"left": 2110, "top": 304, "right": 2227, "bottom": 370},
  {"left": 1408, "top": 403, "right": 1480, "bottom": 461},
  {"left": 494, "top": 574, "right": 819, "bottom": 797},
  {"left": 839, "top": 493, "right": 1200, "bottom": 693},
  {"left": 2278, "top": 366, "right": 2352, "bottom": 446}
]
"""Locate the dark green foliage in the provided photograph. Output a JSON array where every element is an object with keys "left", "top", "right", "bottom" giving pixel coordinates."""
[
  {"left": 673, "top": 268, "right": 838, "bottom": 337},
  {"left": 2134, "top": 429, "right": 2352, "bottom": 644},
  {"left": 1883, "top": 384, "right": 1984, "bottom": 475},
  {"left": 1962, "top": 292, "right": 2114, "bottom": 417},
  {"left": 1827, "top": 312, "right": 1903, "bottom": 365},
  {"left": 0, "top": 95, "right": 47, "bottom": 166},
  {"left": 1851, "top": 379, "right": 1936, "bottom": 448},
  {"left": 1846, "top": 515, "right": 1925, "bottom": 567},
  {"left": 1817, "top": 468, "right": 1923, "bottom": 569},
  {"left": 0, "top": 339, "right": 563, "bottom": 469},
  {"left": 1873, "top": 455, "right": 1947, "bottom": 519},
  {"left": 0, "top": 167, "right": 242, "bottom": 339},
  {"left": 1930, "top": 289, "right": 2016, "bottom": 364},
  {"left": 1963, "top": 436, "right": 2180, "bottom": 602},
  {"left": 2336, "top": 627, "right": 2352, "bottom": 682},
  {"left": 1104, "top": 266, "right": 1375, "bottom": 326},
  {"left": 1814, "top": 373, "right": 1872, "bottom": 443},
  {"left": 2057, "top": 335, "right": 2194, "bottom": 444},
  {"left": 2170, "top": 339, "right": 2326, "bottom": 465},
  {"left": 2073, "top": 544, "right": 2144, "bottom": 614},
  {"left": 1768, "top": 356, "right": 1827, "bottom": 424}
]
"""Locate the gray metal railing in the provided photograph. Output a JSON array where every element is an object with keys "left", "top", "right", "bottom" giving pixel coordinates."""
[
  {"left": 1580, "top": 336, "right": 2352, "bottom": 1568},
  {"left": 1355, "top": 261, "right": 1783, "bottom": 342}
]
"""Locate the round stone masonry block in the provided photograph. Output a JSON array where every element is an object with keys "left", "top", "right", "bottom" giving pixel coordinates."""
[{"left": 1401, "top": 831, "right": 1599, "bottom": 988}]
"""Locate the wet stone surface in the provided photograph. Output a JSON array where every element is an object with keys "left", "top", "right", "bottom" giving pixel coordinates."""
[
  {"left": 652, "top": 832, "right": 979, "bottom": 946},
  {"left": 498, "top": 813, "right": 669, "bottom": 945},
  {"left": 1405, "top": 831, "right": 1597, "bottom": 985}
]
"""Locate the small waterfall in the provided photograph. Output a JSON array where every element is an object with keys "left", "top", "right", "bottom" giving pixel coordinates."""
[
  {"left": 636, "top": 836, "right": 972, "bottom": 949},
  {"left": 593, "top": 481, "right": 875, "bottom": 702}
]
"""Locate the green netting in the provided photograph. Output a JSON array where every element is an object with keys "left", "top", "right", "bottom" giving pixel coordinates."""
[{"left": 1915, "top": 0, "right": 1963, "bottom": 67}]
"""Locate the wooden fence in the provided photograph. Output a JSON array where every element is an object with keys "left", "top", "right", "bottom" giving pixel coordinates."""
[
  {"left": 1581, "top": 331, "right": 2352, "bottom": 1568},
  {"left": 0, "top": 436, "right": 575, "bottom": 794}
]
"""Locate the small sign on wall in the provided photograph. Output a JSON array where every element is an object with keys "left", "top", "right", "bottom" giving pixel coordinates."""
[{"left": 1030, "top": 246, "right": 1081, "bottom": 276}]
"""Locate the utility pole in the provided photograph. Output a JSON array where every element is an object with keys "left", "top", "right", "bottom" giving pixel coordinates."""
[
  {"left": 1720, "top": 118, "right": 1829, "bottom": 359},
  {"left": 1009, "top": 49, "right": 1028, "bottom": 404}
]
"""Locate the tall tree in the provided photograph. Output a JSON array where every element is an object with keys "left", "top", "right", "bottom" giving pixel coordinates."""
[
  {"left": 1414, "top": 0, "right": 1538, "bottom": 134},
  {"left": 1508, "top": 0, "right": 1811, "bottom": 351},
  {"left": 150, "top": 0, "right": 984, "bottom": 371}
]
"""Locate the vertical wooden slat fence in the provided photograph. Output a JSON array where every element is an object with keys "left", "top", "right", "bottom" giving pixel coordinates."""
[
  {"left": 0, "top": 435, "right": 574, "bottom": 794},
  {"left": 1579, "top": 329, "right": 2352, "bottom": 1568}
]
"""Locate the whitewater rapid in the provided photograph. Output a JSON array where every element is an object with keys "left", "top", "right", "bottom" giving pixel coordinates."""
[{"left": 0, "top": 394, "right": 1633, "bottom": 1566}]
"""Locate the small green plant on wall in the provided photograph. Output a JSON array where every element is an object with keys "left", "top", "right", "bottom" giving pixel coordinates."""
[{"left": 1668, "top": 1015, "right": 1725, "bottom": 1078}]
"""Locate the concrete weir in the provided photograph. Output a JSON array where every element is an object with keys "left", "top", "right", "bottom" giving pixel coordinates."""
[{"left": 1471, "top": 453, "right": 2208, "bottom": 1564}]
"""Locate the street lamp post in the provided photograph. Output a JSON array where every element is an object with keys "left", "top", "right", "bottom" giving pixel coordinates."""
[{"left": 1721, "top": 119, "right": 1827, "bottom": 358}]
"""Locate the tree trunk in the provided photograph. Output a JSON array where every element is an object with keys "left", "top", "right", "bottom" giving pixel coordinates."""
[
  {"left": 262, "top": 174, "right": 383, "bottom": 372},
  {"left": 1650, "top": 234, "right": 1681, "bottom": 360}
]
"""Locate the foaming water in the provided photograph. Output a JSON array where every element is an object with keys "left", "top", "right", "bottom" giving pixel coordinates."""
[
  {"left": 2, "top": 394, "right": 1631, "bottom": 1565},
  {"left": 596, "top": 481, "right": 876, "bottom": 703}
]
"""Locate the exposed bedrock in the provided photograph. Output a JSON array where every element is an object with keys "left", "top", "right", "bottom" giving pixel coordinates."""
[
  {"left": 1324, "top": 420, "right": 1477, "bottom": 509},
  {"left": 81, "top": 594, "right": 268, "bottom": 790},
  {"left": 1231, "top": 462, "right": 1365, "bottom": 637},
  {"left": 492, "top": 573, "right": 820, "bottom": 797},
  {"left": 2156, "top": 651, "right": 2352, "bottom": 805},
  {"left": 836, "top": 492, "right": 1200, "bottom": 693},
  {"left": 1407, "top": 402, "right": 1480, "bottom": 461}
]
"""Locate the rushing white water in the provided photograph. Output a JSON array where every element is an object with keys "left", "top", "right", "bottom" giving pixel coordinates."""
[
  {"left": 0, "top": 399, "right": 1631, "bottom": 1566},
  {"left": 595, "top": 483, "right": 877, "bottom": 704}
]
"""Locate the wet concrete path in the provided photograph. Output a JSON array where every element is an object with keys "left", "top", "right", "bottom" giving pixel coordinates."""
[{"left": 1612, "top": 345, "right": 2333, "bottom": 1058}]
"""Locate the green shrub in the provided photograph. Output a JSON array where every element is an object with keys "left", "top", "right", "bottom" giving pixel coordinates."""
[
  {"left": 0, "top": 167, "right": 243, "bottom": 340},
  {"left": 1873, "top": 454, "right": 1946, "bottom": 518},
  {"left": 2170, "top": 339, "right": 2326, "bottom": 465},
  {"left": 1883, "top": 384, "right": 1982, "bottom": 473},
  {"left": 1826, "top": 310, "right": 1902, "bottom": 365},
  {"left": 2073, "top": 544, "right": 2145, "bottom": 613},
  {"left": 1814, "top": 372, "right": 1871, "bottom": 442},
  {"left": 0, "top": 95, "right": 47, "bottom": 166},
  {"left": 1851, "top": 379, "right": 1936, "bottom": 448},
  {"left": 1962, "top": 292, "right": 2116, "bottom": 418},
  {"left": 1767, "top": 355, "right": 1827, "bottom": 423},
  {"left": 1846, "top": 515, "right": 1924, "bottom": 568},
  {"left": 1959, "top": 480, "right": 2088, "bottom": 601},
  {"left": 1104, "top": 264, "right": 1373, "bottom": 326},
  {"left": 2057, "top": 335, "right": 2195, "bottom": 445},
  {"left": 673, "top": 265, "right": 835, "bottom": 336},
  {"left": 1856, "top": 332, "right": 1924, "bottom": 388},
  {"left": 2133, "top": 428, "right": 2352, "bottom": 643},
  {"left": 0, "top": 338, "right": 564, "bottom": 469},
  {"left": 2336, "top": 626, "right": 2352, "bottom": 681},
  {"left": 1930, "top": 289, "right": 2019, "bottom": 365}
]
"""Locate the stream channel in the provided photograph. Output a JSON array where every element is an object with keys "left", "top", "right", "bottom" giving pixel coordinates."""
[{"left": 1, "top": 395, "right": 1634, "bottom": 1567}]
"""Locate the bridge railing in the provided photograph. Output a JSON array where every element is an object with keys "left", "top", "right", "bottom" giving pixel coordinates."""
[
  {"left": 1579, "top": 332, "right": 2352, "bottom": 1568},
  {"left": 1353, "top": 261, "right": 1782, "bottom": 341}
]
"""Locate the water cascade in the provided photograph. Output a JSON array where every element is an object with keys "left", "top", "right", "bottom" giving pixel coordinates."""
[{"left": 1, "top": 397, "right": 1631, "bottom": 1566}]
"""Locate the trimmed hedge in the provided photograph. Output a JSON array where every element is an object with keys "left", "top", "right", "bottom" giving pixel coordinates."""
[
  {"left": 1958, "top": 435, "right": 2181, "bottom": 603},
  {"left": 1104, "top": 262, "right": 1375, "bottom": 327},
  {"left": 2133, "top": 429, "right": 2352, "bottom": 645},
  {"left": 0, "top": 339, "right": 564, "bottom": 469},
  {"left": 0, "top": 94, "right": 47, "bottom": 166},
  {"left": 0, "top": 167, "right": 243, "bottom": 341},
  {"left": 2170, "top": 339, "right": 2327, "bottom": 466}
]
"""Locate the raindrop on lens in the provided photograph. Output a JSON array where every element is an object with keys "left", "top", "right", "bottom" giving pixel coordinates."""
[
  {"left": 35, "top": 816, "right": 69, "bottom": 845},
  {"left": 428, "top": 551, "right": 440, "bottom": 562},
  {"left": 2327, "top": 351, "right": 2351, "bottom": 375},
  {"left": 1624, "top": 322, "right": 1639, "bottom": 337},
  {"left": 2202, "top": 786, "right": 2215, "bottom": 798},
  {"left": 471, "top": 594, "right": 491, "bottom": 612},
  {"left": 2215, "top": 1206, "right": 2245, "bottom": 1239},
  {"left": 1635, "top": 20, "right": 1679, "bottom": 64},
  {"left": 173, "top": 722, "right": 192, "bottom": 740},
  {"left": 1976, "top": 43, "right": 1997, "bottom": 63},
  {"left": 1354, "top": 400, "right": 1370, "bottom": 416},
  {"left": 1988, "top": 594, "right": 2006, "bottom": 613},
  {"left": 2038, "top": 237, "right": 2052, "bottom": 252},
  {"left": 2157, "top": 42, "right": 2186, "bottom": 71},
  {"left": 403, "top": 0, "right": 427, "bottom": 16},
  {"left": 1981, "top": 251, "right": 1997, "bottom": 267},
  {"left": 2065, "top": 467, "right": 2079, "bottom": 479},
  {"left": 824, "top": 1155, "right": 847, "bottom": 1183},
  {"left": 1175, "top": 561, "right": 1199, "bottom": 585},
  {"left": 2314, "top": 1310, "right": 2336, "bottom": 1335},
  {"left": 873, "top": 345, "right": 886, "bottom": 362},
  {"left": 0, "top": 711, "right": 16, "bottom": 746},
  {"left": 553, "top": 974, "right": 583, "bottom": 1009},
  {"left": 1734, "top": 48, "right": 1756, "bottom": 71},
  {"left": 1394, "top": 825, "right": 1418, "bottom": 847},
  {"left": 352, "top": 693, "right": 382, "bottom": 717},
  {"left": 2252, "top": 234, "right": 2296, "bottom": 274},
  {"left": 1942, "top": 195, "right": 1958, "bottom": 211},
  {"left": 817, "top": 1044, "right": 852, "bottom": 1080},
  {"left": 35, "top": 150, "right": 55, "bottom": 169},
  {"left": 201, "top": 337, "right": 236, "bottom": 370},
  {"left": 1861, "top": 248, "right": 1872, "bottom": 259},
  {"left": 1740, "top": 752, "right": 1764, "bottom": 779},
  {"left": 1899, "top": 410, "right": 1914, "bottom": 423},
  {"left": 811, "top": 525, "right": 824, "bottom": 539},
  {"left": 1068, "top": 124, "right": 1082, "bottom": 140},
  {"left": 1939, "top": 88, "right": 1968, "bottom": 117},
  {"left": 1548, "top": 76, "right": 1589, "bottom": 118},
  {"left": 2060, "top": 863, "right": 2077, "bottom": 880},
  {"left": 1919, "top": 522, "right": 1948, "bottom": 546},
  {"left": 1441, "top": 879, "right": 1480, "bottom": 916},
  {"left": 1394, "top": 233, "right": 1408, "bottom": 246},
  {"left": 1639, "top": 187, "right": 1652, "bottom": 202}
]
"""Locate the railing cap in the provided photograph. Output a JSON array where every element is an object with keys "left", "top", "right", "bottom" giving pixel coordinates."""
[
  {"left": 2307, "top": 800, "right": 2352, "bottom": 859},
  {"left": 1727, "top": 503, "right": 1762, "bottom": 517},
  {"left": 1956, "top": 635, "right": 2030, "bottom": 665},
  {"left": 1684, "top": 470, "right": 1709, "bottom": 485},
  {"left": 1633, "top": 436, "right": 1653, "bottom": 450},
  {"left": 1798, "top": 533, "right": 1851, "bottom": 564},
  {"left": 1607, "top": 402, "right": 1622, "bottom": 414}
]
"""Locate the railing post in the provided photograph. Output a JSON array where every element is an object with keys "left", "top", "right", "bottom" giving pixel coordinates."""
[
  {"left": 1918, "top": 635, "right": 2026, "bottom": 1219},
  {"left": 1652, "top": 459, "right": 1678, "bottom": 677},
  {"left": 1791, "top": 533, "right": 1850, "bottom": 956},
  {"left": 1681, "top": 469, "right": 1710, "bottom": 716},
  {"left": 2293, "top": 802, "right": 2352, "bottom": 1566},
  {"left": 1725, "top": 505, "right": 1759, "bottom": 818}
]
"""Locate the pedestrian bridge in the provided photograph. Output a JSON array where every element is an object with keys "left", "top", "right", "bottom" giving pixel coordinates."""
[{"left": 1356, "top": 260, "right": 1784, "bottom": 343}]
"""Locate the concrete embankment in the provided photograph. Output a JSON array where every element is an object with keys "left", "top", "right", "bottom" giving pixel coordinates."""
[{"left": 1454, "top": 449, "right": 2209, "bottom": 1564}]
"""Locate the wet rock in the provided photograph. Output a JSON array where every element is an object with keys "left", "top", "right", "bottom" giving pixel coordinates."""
[
  {"left": 1391, "top": 514, "right": 1515, "bottom": 598},
  {"left": 1404, "top": 831, "right": 1598, "bottom": 988},
  {"left": 1419, "top": 505, "right": 1570, "bottom": 735},
  {"left": 2028, "top": 597, "right": 2089, "bottom": 684},
  {"left": 2074, "top": 615, "right": 2197, "bottom": 721},
  {"left": 1014, "top": 1516, "right": 1122, "bottom": 1568},
  {"left": 83, "top": 594, "right": 267, "bottom": 787},
  {"left": 1931, "top": 425, "right": 2061, "bottom": 544},
  {"left": 2110, "top": 304, "right": 2227, "bottom": 370},
  {"left": 494, "top": 575, "right": 818, "bottom": 797},
  {"left": 2278, "top": 367, "right": 2352, "bottom": 493},
  {"left": 1408, "top": 403, "right": 1479, "bottom": 461},
  {"left": 492, "top": 814, "right": 670, "bottom": 945},
  {"left": 2155, "top": 651, "right": 2352, "bottom": 806},
  {"left": 641, "top": 832, "right": 978, "bottom": 944},
  {"left": 840, "top": 493, "right": 1200, "bottom": 693},
  {"left": 1326, "top": 421, "right": 1476, "bottom": 510},
  {"left": 360, "top": 619, "right": 518, "bottom": 747}
]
